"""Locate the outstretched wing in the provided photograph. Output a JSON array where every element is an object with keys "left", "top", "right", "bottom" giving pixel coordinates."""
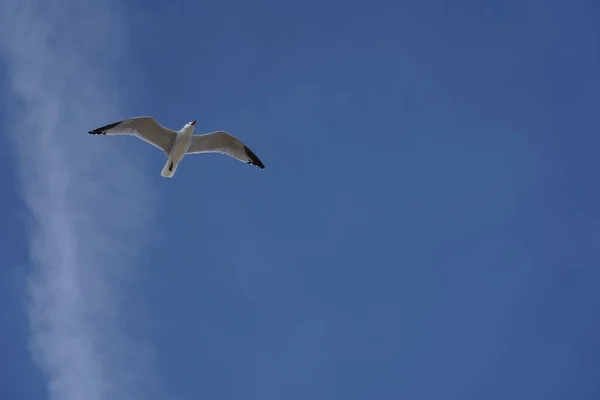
[
  {"left": 186, "top": 131, "right": 265, "bottom": 169},
  {"left": 88, "top": 116, "right": 176, "bottom": 154}
]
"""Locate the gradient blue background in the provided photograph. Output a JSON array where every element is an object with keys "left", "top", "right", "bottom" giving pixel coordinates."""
[{"left": 2, "top": 0, "right": 599, "bottom": 399}]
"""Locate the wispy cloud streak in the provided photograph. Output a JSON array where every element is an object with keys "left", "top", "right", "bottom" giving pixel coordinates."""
[{"left": 0, "top": 0, "right": 159, "bottom": 399}]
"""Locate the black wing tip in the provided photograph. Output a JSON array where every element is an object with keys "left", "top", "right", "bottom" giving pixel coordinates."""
[
  {"left": 244, "top": 145, "right": 265, "bottom": 169},
  {"left": 88, "top": 120, "right": 123, "bottom": 135}
]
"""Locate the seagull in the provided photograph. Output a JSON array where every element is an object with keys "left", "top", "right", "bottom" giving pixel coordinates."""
[{"left": 88, "top": 116, "right": 265, "bottom": 178}]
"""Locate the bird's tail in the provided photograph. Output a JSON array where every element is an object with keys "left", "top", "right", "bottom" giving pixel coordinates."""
[{"left": 161, "top": 158, "right": 178, "bottom": 178}]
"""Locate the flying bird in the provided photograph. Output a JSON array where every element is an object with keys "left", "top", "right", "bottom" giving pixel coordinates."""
[{"left": 88, "top": 116, "right": 265, "bottom": 178}]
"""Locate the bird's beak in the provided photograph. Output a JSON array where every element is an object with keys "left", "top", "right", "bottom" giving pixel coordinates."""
[{"left": 191, "top": 120, "right": 196, "bottom": 126}]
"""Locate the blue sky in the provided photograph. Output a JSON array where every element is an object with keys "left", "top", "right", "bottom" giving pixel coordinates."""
[{"left": 1, "top": 0, "right": 599, "bottom": 399}]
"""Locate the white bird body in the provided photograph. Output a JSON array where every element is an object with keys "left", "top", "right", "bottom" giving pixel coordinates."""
[
  {"left": 88, "top": 116, "right": 265, "bottom": 178},
  {"left": 161, "top": 122, "right": 195, "bottom": 177}
]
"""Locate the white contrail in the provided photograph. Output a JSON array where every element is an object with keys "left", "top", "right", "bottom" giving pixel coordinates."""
[{"left": 0, "top": 1, "right": 160, "bottom": 400}]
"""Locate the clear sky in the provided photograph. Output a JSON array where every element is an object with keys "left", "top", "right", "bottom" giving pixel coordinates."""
[{"left": 1, "top": 0, "right": 599, "bottom": 399}]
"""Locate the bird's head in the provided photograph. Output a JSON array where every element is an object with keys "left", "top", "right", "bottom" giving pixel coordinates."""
[{"left": 185, "top": 120, "right": 196, "bottom": 130}]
